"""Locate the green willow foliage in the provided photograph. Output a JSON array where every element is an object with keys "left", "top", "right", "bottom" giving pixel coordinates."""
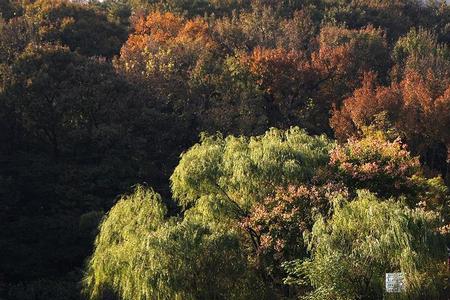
[
  {"left": 171, "top": 127, "right": 333, "bottom": 218},
  {"left": 85, "top": 127, "right": 333, "bottom": 299},
  {"left": 84, "top": 186, "right": 167, "bottom": 299},
  {"left": 284, "top": 191, "right": 448, "bottom": 300},
  {"left": 84, "top": 185, "right": 265, "bottom": 300},
  {"left": 85, "top": 127, "right": 449, "bottom": 299}
]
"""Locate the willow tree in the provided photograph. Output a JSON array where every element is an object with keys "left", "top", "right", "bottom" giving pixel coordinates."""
[
  {"left": 84, "top": 185, "right": 264, "bottom": 300},
  {"left": 284, "top": 191, "right": 448, "bottom": 300},
  {"left": 83, "top": 185, "right": 166, "bottom": 299},
  {"left": 171, "top": 127, "right": 333, "bottom": 221},
  {"left": 168, "top": 127, "right": 333, "bottom": 295},
  {"left": 84, "top": 127, "right": 333, "bottom": 299}
]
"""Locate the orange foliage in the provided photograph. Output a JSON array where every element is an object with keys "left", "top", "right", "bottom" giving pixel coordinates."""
[
  {"left": 242, "top": 47, "right": 317, "bottom": 104},
  {"left": 118, "top": 11, "right": 216, "bottom": 85},
  {"left": 125, "top": 11, "right": 214, "bottom": 51},
  {"left": 312, "top": 25, "right": 389, "bottom": 104},
  {"left": 133, "top": 11, "right": 185, "bottom": 43},
  {"left": 238, "top": 47, "right": 330, "bottom": 132},
  {"left": 330, "top": 73, "right": 402, "bottom": 140},
  {"left": 399, "top": 71, "right": 450, "bottom": 165},
  {"left": 241, "top": 183, "right": 345, "bottom": 283},
  {"left": 331, "top": 69, "right": 450, "bottom": 175}
]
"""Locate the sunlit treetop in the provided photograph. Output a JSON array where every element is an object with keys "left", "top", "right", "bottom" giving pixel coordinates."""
[
  {"left": 171, "top": 127, "right": 333, "bottom": 221},
  {"left": 84, "top": 185, "right": 267, "bottom": 300},
  {"left": 329, "top": 129, "right": 449, "bottom": 214}
]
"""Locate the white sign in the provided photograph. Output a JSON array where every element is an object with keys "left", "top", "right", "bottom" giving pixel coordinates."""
[{"left": 386, "top": 273, "right": 405, "bottom": 293}]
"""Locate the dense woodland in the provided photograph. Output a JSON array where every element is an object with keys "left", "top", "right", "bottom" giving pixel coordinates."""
[{"left": 0, "top": 0, "right": 450, "bottom": 299}]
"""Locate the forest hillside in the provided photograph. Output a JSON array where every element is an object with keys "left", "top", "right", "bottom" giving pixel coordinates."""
[{"left": 0, "top": 0, "right": 449, "bottom": 299}]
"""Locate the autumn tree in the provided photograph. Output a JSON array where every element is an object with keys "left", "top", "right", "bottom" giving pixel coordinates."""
[
  {"left": 239, "top": 47, "right": 327, "bottom": 133},
  {"left": 242, "top": 183, "right": 346, "bottom": 296},
  {"left": 312, "top": 25, "right": 390, "bottom": 106},
  {"left": 116, "top": 11, "right": 216, "bottom": 99},
  {"left": 330, "top": 73, "right": 397, "bottom": 141},
  {"left": 329, "top": 129, "right": 449, "bottom": 209},
  {"left": 240, "top": 129, "right": 449, "bottom": 297},
  {"left": 331, "top": 71, "right": 450, "bottom": 181}
]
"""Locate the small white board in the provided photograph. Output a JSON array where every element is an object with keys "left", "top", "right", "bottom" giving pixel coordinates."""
[{"left": 386, "top": 273, "right": 405, "bottom": 293}]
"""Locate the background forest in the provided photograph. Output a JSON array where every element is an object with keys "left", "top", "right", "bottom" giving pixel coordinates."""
[{"left": 0, "top": 0, "right": 449, "bottom": 299}]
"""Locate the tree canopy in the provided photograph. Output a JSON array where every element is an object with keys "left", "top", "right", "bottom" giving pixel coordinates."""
[
  {"left": 285, "top": 191, "right": 447, "bottom": 300},
  {"left": 1, "top": 0, "right": 450, "bottom": 299},
  {"left": 85, "top": 127, "right": 449, "bottom": 299}
]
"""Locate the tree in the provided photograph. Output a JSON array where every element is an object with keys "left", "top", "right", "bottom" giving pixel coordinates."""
[
  {"left": 284, "top": 190, "right": 448, "bottom": 300},
  {"left": 242, "top": 183, "right": 346, "bottom": 295},
  {"left": 330, "top": 72, "right": 401, "bottom": 141},
  {"left": 240, "top": 47, "right": 326, "bottom": 133},
  {"left": 329, "top": 129, "right": 449, "bottom": 215},
  {"left": 116, "top": 11, "right": 217, "bottom": 106},
  {"left": 330, "top": 129, "right": 419, "bottom": 197},
  {"left": 170, "top": 127, "right": 333, "bottom": 295},
  {"left": 24, "top": 0, "right": 127, "bottom": 57},
  {"left": 0, "top": 43, "right": 191, "bottom": 291},
  {"left": 84, "top": 185, "right": 265, "bottom": 300},
  {"left": 171, "top": 127, "right": 333, "bottom": 217},
  {"left": 331, "top": 70, "right": 450, "bottom": 181},
  {"left": 312, "top": 25, "right": 390, "bottom": 106}
]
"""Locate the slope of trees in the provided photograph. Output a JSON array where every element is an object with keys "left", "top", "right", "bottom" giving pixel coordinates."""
[{"left": 0, "top": 0, "right": 449, "bottom": 299}]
